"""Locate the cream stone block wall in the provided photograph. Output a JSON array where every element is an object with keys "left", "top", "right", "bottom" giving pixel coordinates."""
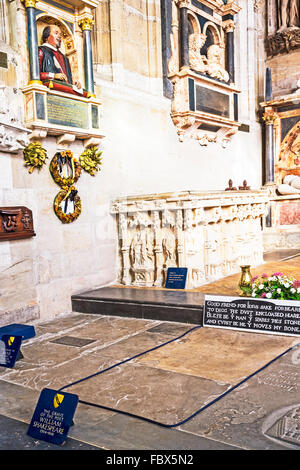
[
  {"left": 267, "top": 50, "right": 300, "bottom": 97},
  {"left": 0, "top": 134, "right": 117, "bottom": 324},
  {"left": 96, "top": 78, "right": 263, "bottom": 197}
]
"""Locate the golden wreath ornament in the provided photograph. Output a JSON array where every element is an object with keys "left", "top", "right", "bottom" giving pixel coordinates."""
[
  {"left": 49, "top": 150, "right": 81, "bottom": 187},
  {"left": 49, "top": 148, "right": 103, "bottom": 224},
  {"left": 50, "top": 151, "right": 82, "bottom": 224},
  {"left": 53, "top": 186, "right": 82, "bottom": 224}
]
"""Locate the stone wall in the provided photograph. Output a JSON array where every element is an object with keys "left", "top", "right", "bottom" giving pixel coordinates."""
[{"left": 0, "top": 0, "right": 270, "bottom": 323}]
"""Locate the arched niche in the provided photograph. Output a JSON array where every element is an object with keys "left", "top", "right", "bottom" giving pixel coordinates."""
[
  {"left": 201, "top": 21, "right": 221, "bottom": 54},
  {"left": 36, "top": 15, "right": 80, "bottom": 84},
  {"left": 187, "top": 11, "right": 200, "bottom": 35},
  {"left": 277, "top": 120, "right": 300, "bottom": 181}
]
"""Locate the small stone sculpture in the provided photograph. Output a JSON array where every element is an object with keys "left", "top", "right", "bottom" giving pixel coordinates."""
[
  {"left": 206, "top": 44, "right": 229, "bottom": 83},
  {"left": 188, "top": 33, "right": 208, "bottom": 74}
]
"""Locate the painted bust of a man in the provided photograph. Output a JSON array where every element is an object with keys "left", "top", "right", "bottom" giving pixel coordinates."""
[{"left": 38, "top": 24, "right": 82, "bottom": 94}]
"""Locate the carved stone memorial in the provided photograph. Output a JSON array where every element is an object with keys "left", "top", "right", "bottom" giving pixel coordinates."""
[
  {"left": 21, "top": 0, "right": 104, "bottom": 147},
  {"left": 111, "top": 190, "right": 269, "bottom": 289},
  {"left": 266, "top": 0, "right": 300, "bottom": 56},
  {"left": 162, "top": 0, "right": 241, "bottom": 146}
]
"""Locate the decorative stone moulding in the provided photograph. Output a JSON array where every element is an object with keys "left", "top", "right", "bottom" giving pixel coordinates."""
[
  {"left": 170, "top": 69, "right": 241, "bottom": 146},
  {"left": 260, "top": 92, "right": 300, "bottom": 185},
  {"left": 22, "top": 79, "right": 103, "bottom": 147},
  {"left": 111, "top": 190, "right": 269, "bottom": 289},
  {"left": 260, "top": 90, "right": 300, "bottom": 231},
  {"left": 167, "top": 0, "right": 241, "bottom": 145},
  {"left": 21, "top": 0, "right": 104, "bottom": 147},
  {"left": 0, "top": 207, "right": 35, "bottom": 241},
  {"left": 0, "top": 122, "right": 30, "bottom": 153}
]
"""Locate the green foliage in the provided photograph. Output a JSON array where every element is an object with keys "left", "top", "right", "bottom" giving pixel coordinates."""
[
  {"left": 79, "top": 146, "right": 103, "bottom": 176},
  {"left": 23, "top": 142, "right": 48, "bottom": 173},
  {"left": 251, "top": 273, "right": 300, "bottom": 300}
]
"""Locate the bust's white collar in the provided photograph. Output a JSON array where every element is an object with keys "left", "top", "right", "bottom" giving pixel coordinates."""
[{"left": 41, "top": 43, "right": 58, "bottom": 52}]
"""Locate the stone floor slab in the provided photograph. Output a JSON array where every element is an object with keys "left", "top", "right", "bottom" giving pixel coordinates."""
[
  {"left": 180, "top": 344, "right": 300, "bottom": 450},
  {"left": 137, "top": 327, "right": 298, "bottom": 384}
]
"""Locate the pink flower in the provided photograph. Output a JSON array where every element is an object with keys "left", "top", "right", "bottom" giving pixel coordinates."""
[
  {"left": 261, "top": 273, "right": 268, "bottom": 278},
  {"left": 292, "top": 280, "right": 300, "bottom": 288},
  {"left": 251, "top": 276, "right": 258, "bottom": 282},
  {"left": 261, "top": 293, "right": 266, "bottom": 298},
  {"left": 272, "top": 272, "right": 283, "bottom": 277}
]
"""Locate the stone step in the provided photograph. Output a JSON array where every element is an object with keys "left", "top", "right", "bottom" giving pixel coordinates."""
[{"left": 71, "top": 286, "right": 205, "bottom": 325}]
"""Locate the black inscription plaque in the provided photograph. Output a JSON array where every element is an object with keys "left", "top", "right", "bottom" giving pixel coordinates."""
[
  {"left": 195, "top": 85, "right": 230, "bottom": 118},
  {"left": 204, "top": 295, "right": 300, "bottom": 336},
  {"left": 0, "top": 52, "right": 8, "bottom": 69}
]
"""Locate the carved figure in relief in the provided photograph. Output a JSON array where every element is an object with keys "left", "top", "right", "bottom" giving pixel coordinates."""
[
  {"left": 277, "top": 0, "right": 300, "bottom": 31},
  {"left": 162, "top": 232, "right": 177, "bottom": 267},
  {"left": 206, "top": 44, "right": 229, "bottom": 82},
  {"left": 188, "top": 33, "right": 208, "bottom": 73},
  {"left": 39, "top": 24, "right": 83, "bottom": 95},
  {"left": 130, "top": 230, "right": 154, "bottom": 269}
]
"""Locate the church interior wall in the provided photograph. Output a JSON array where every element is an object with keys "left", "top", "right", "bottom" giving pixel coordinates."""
[{"left": 1, "top": 0, "right": 292, "bottom": 323}]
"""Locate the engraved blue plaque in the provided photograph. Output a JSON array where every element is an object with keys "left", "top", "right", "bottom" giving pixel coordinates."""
[
  {"left": 165, "top": 267, "right": 188, "bottom": 289},
  {"left": 0, "top": 335, "right": 23, "bottom": 368},
  {"left": 27, "top": 388, "right": 79, "bottom": 446}
]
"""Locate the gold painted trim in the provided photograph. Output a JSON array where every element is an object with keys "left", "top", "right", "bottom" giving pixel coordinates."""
[
  {"left": 22, "top": 0, "right": 38, "bottom": 8},
  {"left": 28, "top": 80, "right": 43, "bottom": 85},
  {"left": 78, "top": 17, "right": 94, "bottom": 31}
]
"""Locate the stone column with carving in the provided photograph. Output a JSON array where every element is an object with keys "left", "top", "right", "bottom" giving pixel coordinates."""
[
  {"left": 79, "top": 16, "right": 95, "bottom": 96},
  {"left": 21, "top": 0, "right": 41, "bottom": 84},
  {"left": 223, "top": 19, "right": 235, "bottom": 83},
  {"left": 153, "top": 210, "right": 164, "bottom": 286}
]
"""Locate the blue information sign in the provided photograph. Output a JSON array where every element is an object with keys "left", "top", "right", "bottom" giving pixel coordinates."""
[
  {"left": 165, "top": 267, "right": 188, "bottom": 289},
  {"left": 27, "top": 388, "right": 79, "bottom": 446},
  {"left": 0, "top": 335, "right": 22, "bottom": 368}
]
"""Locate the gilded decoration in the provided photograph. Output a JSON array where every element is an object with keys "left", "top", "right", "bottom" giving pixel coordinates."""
[
  {"left": 78, "top": 17, "right": 95, "bottom": 31},
  {"left": 166, "top": 0, "right": 240, "bottom": 145}
]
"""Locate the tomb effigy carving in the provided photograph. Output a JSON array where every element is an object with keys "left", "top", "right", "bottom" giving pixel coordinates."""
[
  {"left": 260, "top": 69, "right": 300, "bottom": 234},
  {"left": 162, "top": 0, "right": 241, "bottom": 146},
  {"left": 111, "top": 190, "right": 269, "bottom": 289},
  {"left": 266, "top": 0, "right": 300, "bottom": 55}
]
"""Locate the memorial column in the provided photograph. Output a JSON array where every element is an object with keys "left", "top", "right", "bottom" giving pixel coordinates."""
[
  {"left": 223, "top": 19, "right": 235, "bottom": 83},
  {"left": 22, "top": 0, "right": 41, "bottom": 84},
  {"left": 263, "top": 69, "right": 276, "bottom": 185},
  {"left": 178, "top": 1, "right": 189, "bottom": 69},
  {"left": 78, "top": 17, "right": 95, "bottom": 97}
]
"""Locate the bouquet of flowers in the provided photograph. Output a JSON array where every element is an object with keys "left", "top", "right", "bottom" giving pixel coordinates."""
[{"left": 245, "top": 272, "right": 300, "bottom": 300}]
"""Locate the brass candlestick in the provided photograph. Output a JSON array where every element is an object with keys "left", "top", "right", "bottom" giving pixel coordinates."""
[{"left": 238, "top": 265, "right": 252, "bottom": 296}]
